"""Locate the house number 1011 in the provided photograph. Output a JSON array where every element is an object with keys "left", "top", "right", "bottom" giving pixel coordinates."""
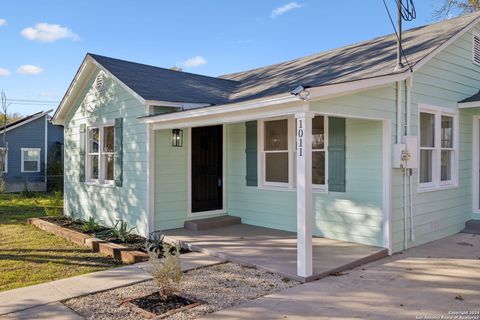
[{"left": 297, "top": 119, "right": 304, "bottom": 157}]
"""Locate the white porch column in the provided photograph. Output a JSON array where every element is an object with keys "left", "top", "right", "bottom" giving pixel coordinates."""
[
  {"left": 295, "top": 111, "right": 313, "bottom": 278},
  {"left": 146, "top": 123, "right": 155, "bottom": 234}
]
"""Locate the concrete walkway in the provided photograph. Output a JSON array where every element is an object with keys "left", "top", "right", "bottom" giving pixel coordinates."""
[
  {"left": 0, "top": 252, "right": 223, "bottom": 320},
  {"left": 204, "top": 233, "right": 480, "bottom": 319}
]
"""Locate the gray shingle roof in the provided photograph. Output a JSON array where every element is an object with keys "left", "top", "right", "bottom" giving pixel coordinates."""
[
  {"left": 90, "top": 12, "right": 480, "bottom": 107},
  {"left": 459, "top": 90, "right": 480, "bottom": 103},
  {"left": 88, "top": 53, "right": 238, "bottom": 105}
]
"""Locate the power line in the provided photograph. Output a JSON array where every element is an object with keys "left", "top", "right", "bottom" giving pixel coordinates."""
[
  {"left": 8, "top": 98, "right": 60, "bottom": 103},
  {"left": 382, "top": 0, "right": 414, "bottom": 72}
]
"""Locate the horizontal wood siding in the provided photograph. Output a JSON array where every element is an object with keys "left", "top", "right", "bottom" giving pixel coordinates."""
[
  {"left": 63, "top": 71, "right": 149, "bottom": 236},
  {"left": 0, "top": 115, "right": 61, "bottom": 186},
  {"left": 391, "top": 24, "right": 480, "bottom": 252},
  {"left": 226, "top": 117, "right": 385, "bottom": 247}
]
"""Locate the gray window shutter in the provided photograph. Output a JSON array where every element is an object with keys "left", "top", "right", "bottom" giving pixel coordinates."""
[
  {"left": 328, "top": 117, "right": 346, "bottom": 192},
  {"left": 245, "top": 121, "right": 258, "bottom": 186},
  {"left": 79, "top": 124, "right": 86, "bottom": 182},
  {"left": 114, "top": 118, "right": 123, "bottom": 187}
]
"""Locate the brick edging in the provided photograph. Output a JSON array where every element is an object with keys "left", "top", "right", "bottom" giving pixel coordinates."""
[{"left": 27, "top": 217, "right": 149, "bottom": 264}]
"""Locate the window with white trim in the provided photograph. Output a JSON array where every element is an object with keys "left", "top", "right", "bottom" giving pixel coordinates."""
[
  {"left": 312, "top": 115, "right": 327, "bottom": 187},
  {"left": 0, "top": 148, "right": 7, "bottom": 173},
  {"left": 86, "top": 124, "right": 115, "bottom": 184},
  {"left": 21, "top": 148, "right": 40, "bottom": 172},
  {"left": 259, "top": 115, "right": 328, "bottom": 189},
  {"left": 263, "top": 119, "right": 290, "bottom": 186},
  {"left": 419, "top": 106, "right": 457, "bottom": 190}
]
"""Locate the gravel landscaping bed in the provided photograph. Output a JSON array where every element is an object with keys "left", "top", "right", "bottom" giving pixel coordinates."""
[{"left": 64, "top": 262, "right": 299, "bottom": 319}]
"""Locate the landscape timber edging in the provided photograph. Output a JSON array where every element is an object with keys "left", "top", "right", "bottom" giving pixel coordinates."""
[{"left": 27, "top": 217, "right": 149, "bottom": 264}]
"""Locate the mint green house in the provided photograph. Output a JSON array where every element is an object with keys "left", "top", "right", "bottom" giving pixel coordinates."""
[{"left": 52, "top": 13, "right": 480, "bottom": 279}]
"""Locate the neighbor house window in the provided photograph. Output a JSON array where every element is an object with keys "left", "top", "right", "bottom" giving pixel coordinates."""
[
  {"left": 419, "top": 106, "right": 457, "bottom": 190},
  {"left": 0, "top": 148, "right": 7, "bottom": 173},
  {"left": 260, "top": 115, "right": 328, "bottom": 190},
  {"left": 21, "top": 148, "right": 40, "bottom": 172},
  {"left": 87, "top": 124, "right": 115, "bottom": 184}
]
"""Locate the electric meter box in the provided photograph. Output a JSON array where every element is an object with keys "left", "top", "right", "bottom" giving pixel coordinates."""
[{"left": 393, "top": 136, "right": 418, "bottom": 169}]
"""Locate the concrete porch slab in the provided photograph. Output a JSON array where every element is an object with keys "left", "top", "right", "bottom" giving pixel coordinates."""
[{"left": 163, "top": 223, "right": 387, "bottom": 282}]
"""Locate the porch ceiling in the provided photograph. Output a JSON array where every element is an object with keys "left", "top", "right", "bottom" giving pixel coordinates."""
[{"left": 163, "top": 223, "right": 387, "bottom": 282}]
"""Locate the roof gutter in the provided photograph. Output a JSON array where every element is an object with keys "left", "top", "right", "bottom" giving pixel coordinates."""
[
  {"left": 138, "top": 93, "right": 299, "bottom": 124},
  {"left": 138, "top": 71, "right": 410, "bottom": 125},
  {"left": 144, "top": 100, "right": 212, "bottom": 110},
  {"left": 458, "top": 101, "right": 480, "bottom": 108}
]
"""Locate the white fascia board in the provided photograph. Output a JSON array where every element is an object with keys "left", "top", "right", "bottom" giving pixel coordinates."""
[
  {"left": 151, "top": 102, "right": 310, "bottom": 130},
  {"left": 140, "top": 73, "right": 407, "bottom": 127},
  {"left": 144, "top": 100, "right": 211, "bottom": 109},
  {"left": 140, "top": 94, "right": 300, "bottom": 124},
  {"left": 458, "top": 101, "right": 480, "bottom": 108},
  {"left": 52, "top": 57, "right": 95, "bottom": 125},
  {"left": 307, "top": 72, "right": 409, "bottom": 100},
  {"left": 52, "top": 55, "right": 148, "bottom": 125}
]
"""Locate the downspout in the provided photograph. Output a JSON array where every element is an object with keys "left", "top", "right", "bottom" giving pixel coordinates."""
[
  {"left": 406, "top": 76, "right": 415, "bottom": 242},
  {"left": 44, "top": 116, "right": 48, "bottom": 187},
  {"left": 397, "top": 81, "right": 408, "bottom": 250},
  {"left": 397, "top": 81, "right": 402, "bottom": 143}
]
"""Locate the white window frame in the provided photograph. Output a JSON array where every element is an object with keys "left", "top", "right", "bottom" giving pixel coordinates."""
[
  {"left": 257, "top": 115, "right": 328, "bottom": 191},
  {"left": 312, "top": 115, "right": 328, "bottom": 192},
  {"left": 258, "top": 117, "right": 295, "bottom": 189},
  {"left": 85, "top": 123, "right": 115, "bottom": 186},
  {"left": 21, "top": 148, "right": 41, "bottom": 173},
  {"left": 418, "top": 104, "right": 458, "bottom": 192},
  {"left": 0, "top": 147, "right": 7, "bottom": 173}
]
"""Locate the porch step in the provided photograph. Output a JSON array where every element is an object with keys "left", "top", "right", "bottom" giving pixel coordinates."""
[
  {"left": 184, "top": 216, "right": 241, "bottom": 231},
  {"left": 462, "top": 219, "right": 480, "bottom": 235}
]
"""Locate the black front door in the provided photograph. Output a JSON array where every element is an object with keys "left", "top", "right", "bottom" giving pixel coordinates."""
[{"left": 191, "top": 125, "right": 223, "bottom": 213}]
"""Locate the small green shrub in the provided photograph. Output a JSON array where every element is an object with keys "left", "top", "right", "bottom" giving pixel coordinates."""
[
  {"left": 94, "top": 220, "right": 136, "bottom": 243},
  {"left": 146, "top": 232, "right": 166, "bottom": 256},
  {"left": 109, "top": 220, "right": 136, "bottom": 243},
  {"left": 81, "top": 216, "right": 103, "bottom": 233}
]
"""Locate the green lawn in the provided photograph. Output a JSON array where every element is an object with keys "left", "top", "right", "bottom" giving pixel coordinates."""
[{"left": 0, "top": 193, "right": 119, "bottom": 292}]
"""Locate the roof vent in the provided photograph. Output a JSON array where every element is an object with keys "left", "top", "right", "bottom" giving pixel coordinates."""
[
  {"left": 95, "top": 73, "right": 104, "bottom": 91},
  {"left": 474, "top": 33, "right": 480, "bottom": 66}
]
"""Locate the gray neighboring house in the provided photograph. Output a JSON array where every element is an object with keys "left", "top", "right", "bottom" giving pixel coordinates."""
[{"left": 0, "top": 110, "right": 64, "bottom": 192}]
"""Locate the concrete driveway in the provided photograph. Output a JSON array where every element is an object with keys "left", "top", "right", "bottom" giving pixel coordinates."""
[{"left": 204, "top": 233, "right": 480, "bottom": 320}]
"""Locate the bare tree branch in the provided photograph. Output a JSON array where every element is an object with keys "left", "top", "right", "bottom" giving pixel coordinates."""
[{"left": 434, "top": 0, "right": 480, "bottom": 20}]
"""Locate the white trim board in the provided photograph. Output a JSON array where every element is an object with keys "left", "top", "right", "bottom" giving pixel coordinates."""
[
  {"left": 21, "top": 148, "right": 41, "bottom": 173},
  {"left": 382, "top": 120, "right": 393, "bottom": 254},
  {"left": 473, "top": 116, "right": 480, "bottom": 214}
]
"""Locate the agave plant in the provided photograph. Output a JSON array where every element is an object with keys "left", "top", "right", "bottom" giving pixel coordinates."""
[{"left": 108, "top": 219, "right": 136, "bottom": 243}]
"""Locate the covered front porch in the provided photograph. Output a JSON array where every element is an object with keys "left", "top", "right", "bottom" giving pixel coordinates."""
[
  {"left": 144, "top": 94, "right": 393, "bottom": 280},
  {"left": 163, "top": 221, "right": 388, "bottom": 282}
]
